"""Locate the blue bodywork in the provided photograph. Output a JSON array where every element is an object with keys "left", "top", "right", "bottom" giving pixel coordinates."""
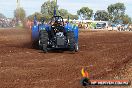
[
  {"left": 64, "top": 23, "right": 78, "bottom": 43},
  {"left": 31, "top": 16, "right": 79, "bottom": 49}
]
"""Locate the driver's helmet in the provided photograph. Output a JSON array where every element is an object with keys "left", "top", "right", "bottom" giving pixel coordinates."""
[
  {"left": 58, "top": 19, "right": 61, "bottom": 22},
  {"left": 41, "top": 17, "right": 45, "bottom": 24}
]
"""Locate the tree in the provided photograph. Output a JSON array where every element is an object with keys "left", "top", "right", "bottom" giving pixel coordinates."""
[
  {"left": 94, "top": 10, "right": 109, "bottom": 21},
  {"left": 130, "top": 18, "right": 132, "bottom": 24},
  {"left": 28, "top": 12, "right": 43, "bottom": 21},
  {"left": 58, "top": 9, "right": 68, "bottom": 18},
  {"left": 41, "top": 1, "right": 78, "bottom": 20},
  {"left": 69, "top": 14, "right": 78, "bottom": 20},
  {"left": 41, "top": 0, "right": 58, "bottom": 16},
  {"left": 14, "top": 7, "right": 26, "bottom": 21},
  {"left": 58, "top": 9, "right": 78, "bottom": 20},
  {"left": 28, "top": 12, "right": 51, "bottom": 22},
  {"left": 77, "top": 7, "right": 93, "bottom": 20},
  {"left": 121, "top": 14, "right": 132, "bottom": 24},
  {"left": 107, "top": 3, "right": 126, "bottom": 22}
]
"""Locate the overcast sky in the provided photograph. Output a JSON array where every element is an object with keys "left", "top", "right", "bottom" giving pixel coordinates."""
[{"left": 0, "top": 0, "right": 132, "bottom": 18}]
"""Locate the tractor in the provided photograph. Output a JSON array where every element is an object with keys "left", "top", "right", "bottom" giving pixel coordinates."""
[{"left": 31, "top": 15, "right": 79, "bottom": 52}]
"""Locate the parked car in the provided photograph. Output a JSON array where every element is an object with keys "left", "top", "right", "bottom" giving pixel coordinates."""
[{"left": 96, "top": 22, "right": 106, "bottom": 29}]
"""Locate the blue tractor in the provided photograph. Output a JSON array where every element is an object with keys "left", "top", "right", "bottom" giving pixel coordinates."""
[{"left": 32, "top": 15, "right": 79, "bottom": 52}]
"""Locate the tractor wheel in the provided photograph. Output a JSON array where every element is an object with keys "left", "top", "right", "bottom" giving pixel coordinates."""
[
  {"left": 39, "top": 30, "right": 48, "bottom": 52},
  {"left": 75, "top": 43, "right": 79, "bottom": 52},
  {"left": 67, "top": 31, "right": 75, "bottom": 51},
  {"left": 38, "top": 39, "right": 42, "bottom": 50}
]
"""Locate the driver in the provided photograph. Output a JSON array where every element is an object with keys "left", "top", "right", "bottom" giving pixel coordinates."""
[
  {"left": 53, "top": 20, "right": 59, "bottom": 26},
  {"left": 41, "top": 17, "right": 45, "bottom": 24}
]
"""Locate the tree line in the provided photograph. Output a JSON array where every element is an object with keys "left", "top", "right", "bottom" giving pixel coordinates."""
[
  {"left": 13, "top": 1, "right": 131, "bottom": 24},
  {"left": 77, "top": 2, "right": 131, "bottom": 24},
  {"left": 27, "top": 0, "right": 78, "bottom": 22}
]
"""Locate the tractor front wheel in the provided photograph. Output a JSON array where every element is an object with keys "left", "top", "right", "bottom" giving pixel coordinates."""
[
  {"left": 67, "top": 31, "right": 75, "bottom": 51},
  {"left": 74, "top": 43, "right": 79, "bottom": 52}
]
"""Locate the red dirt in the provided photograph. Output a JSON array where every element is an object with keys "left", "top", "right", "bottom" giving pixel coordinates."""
[{"left": 0, "top": 29, "right": 131, "bottom": 88}]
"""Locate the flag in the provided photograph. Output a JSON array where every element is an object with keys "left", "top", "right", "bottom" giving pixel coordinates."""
[{"left": 54, "top": 7, "right": 56, "bottom": 16}]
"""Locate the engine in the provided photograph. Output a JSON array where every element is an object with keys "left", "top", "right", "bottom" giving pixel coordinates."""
[{"left": 49, "top": 29, "right": 66, "bottom": 48}]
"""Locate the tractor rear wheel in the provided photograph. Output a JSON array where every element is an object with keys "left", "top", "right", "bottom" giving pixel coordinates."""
[{"left": 39, "top": 30, "right": 48, "bottom": 52}]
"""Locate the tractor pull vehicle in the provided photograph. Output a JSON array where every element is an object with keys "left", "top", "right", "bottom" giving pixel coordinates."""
[{"left": 31, "top": 15, "right": 79, "bottom": 52}]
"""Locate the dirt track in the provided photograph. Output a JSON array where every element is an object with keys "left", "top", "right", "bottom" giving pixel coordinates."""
[{"left": 0, "top": 29, "right": 131, "bottom": 88}]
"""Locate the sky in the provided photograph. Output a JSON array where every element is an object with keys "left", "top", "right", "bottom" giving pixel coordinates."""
[{"left": 0, "top": 0, "right": 132, "bottom": 18}]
